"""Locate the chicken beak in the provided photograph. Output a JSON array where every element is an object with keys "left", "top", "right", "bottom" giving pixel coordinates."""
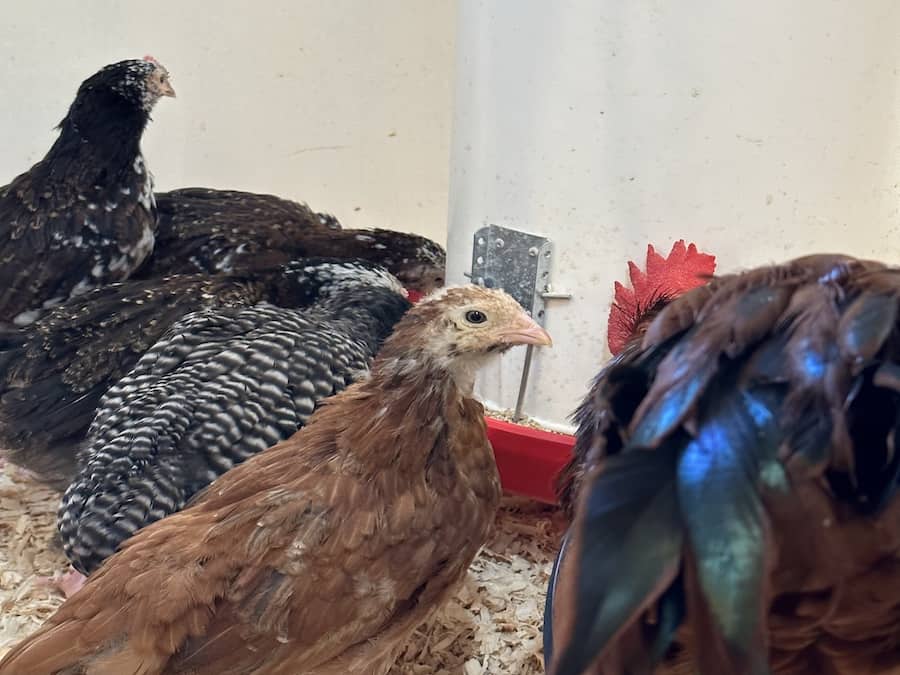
[
  {"left": 498, "top": 312, "right": 553, "bottom": 347},
  {"left": 160, "top": 81, "right": 176, "bottom": 98}
]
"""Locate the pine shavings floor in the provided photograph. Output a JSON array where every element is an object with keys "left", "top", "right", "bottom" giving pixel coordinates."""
[{"left": 0, "top": 461, "right": 562, "bottom": 674}]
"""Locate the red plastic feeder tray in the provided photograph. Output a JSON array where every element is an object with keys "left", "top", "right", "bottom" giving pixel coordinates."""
[{"left": 485, "top": 416, "right": 574, "bottom": 505}]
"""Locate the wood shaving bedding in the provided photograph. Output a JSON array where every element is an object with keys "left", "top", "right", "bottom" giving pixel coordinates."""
[
  {"left": 0, "top": 464, "right": 67, "bottom": 656},
  {"left": 484, "top": 409, "right": 570, "bottom": 436},
  {"left": 392, "top": 497, "right": 563, "bottom": 674},
  {"left": 0, "top": 462, "right": 563, "bottom": 673}
]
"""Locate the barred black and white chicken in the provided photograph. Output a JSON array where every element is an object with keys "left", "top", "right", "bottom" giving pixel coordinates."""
[
  {"left": 547, "top": 254, "right": 900, "bottom": 675},
  {"left": 137, "top": 187, "right": 447, "bottom": 294},
  {"left": 0, "top": 258, "right": 400, "bottom": 488},
  {"left": 58, "top": 272, "right": 410, "bottom": 579},
  {"left": 0, "top": 57, "right": 174, "bottom": 325}
]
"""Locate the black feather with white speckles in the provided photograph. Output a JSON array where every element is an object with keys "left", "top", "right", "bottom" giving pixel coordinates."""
[
  {"left": 59, "top": 284, "right": 410, "bottom": 574},
  {"left": 0, "top": 59, "right": 172, "bottom": 324},
  {"left": 138, "top": 187, "right": 447, "bottom": 293},
  {"left": 0, "top": 258, "right": 403, "bottom": 487}
]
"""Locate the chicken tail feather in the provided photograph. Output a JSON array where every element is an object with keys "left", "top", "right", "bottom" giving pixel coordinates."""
[
  {"left": 550, "top": 444, "right": 684, "bottom": 675},
  {"left": 676, "top": 383, "right": 780, "bottom": 675},
  {"left": 0, "top": 620, "right": 89, "bottom": 675}
]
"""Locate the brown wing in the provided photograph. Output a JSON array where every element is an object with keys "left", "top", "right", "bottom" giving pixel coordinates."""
[
  {"left": 140, "top": 188, "right": 338, "bottom": 277},
  {"left": 167, "top": 393, "right": 495, "bottom": 674},
  {"left": 142, "top": 188, "right": 446, "bottom": 293},
  {"left": 0, "top": 391, "right": 495, "bottom": 675}
]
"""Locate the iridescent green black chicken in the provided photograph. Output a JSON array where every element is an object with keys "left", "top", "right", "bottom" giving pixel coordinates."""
[{"left": 547, "top": 254, "right": 900, "bottom": 675}]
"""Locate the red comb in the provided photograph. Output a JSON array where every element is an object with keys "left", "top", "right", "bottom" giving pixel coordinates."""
[
  {"left": 142, "top": 55, "right": 160, "bottom": 65},
  {"left": 607, "top": 239, "right": 716, "bottom": 355}
]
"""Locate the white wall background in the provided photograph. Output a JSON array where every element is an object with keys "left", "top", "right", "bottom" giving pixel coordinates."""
[
  {"left": 4, "top": 1, "right": 900, "bottom": 430},
  {"left": 0, "top": 0, "right": 455, "bottom": 244},
  {"left": 448, "top": 0, "right": 900, "bottom": 429}
]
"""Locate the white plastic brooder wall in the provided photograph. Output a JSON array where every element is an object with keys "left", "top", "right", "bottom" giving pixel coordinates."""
[
  {"left": 447, "top": 0, "right": 900, "bottom": 431},
  {"left": 0, "top": 0, "right": 455, "bottom": 244}
]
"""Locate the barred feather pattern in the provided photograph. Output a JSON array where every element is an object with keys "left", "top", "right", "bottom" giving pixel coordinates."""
[
  {"left": 0, "top": 258, "right": 402, "bottom": 489},
  {"left": 59, "top": 288, "right": 409, "bottom": 574}
]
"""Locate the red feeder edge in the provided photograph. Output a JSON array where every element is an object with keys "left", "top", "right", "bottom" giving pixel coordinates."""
[{"left": 486, "top": 416, "right": 575, "bottom": 504}]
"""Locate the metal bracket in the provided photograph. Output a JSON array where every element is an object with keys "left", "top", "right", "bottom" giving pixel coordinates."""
[
  {"left": 469, "top": 225, "right": 554, "bottom": 324},
  {"left": 467, "top": 225, "right": 570, "bottom": 422}
]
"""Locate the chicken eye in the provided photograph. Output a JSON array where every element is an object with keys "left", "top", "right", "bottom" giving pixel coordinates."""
[{"left": 465, "top": 310, "right": 487, "bottom": 324}]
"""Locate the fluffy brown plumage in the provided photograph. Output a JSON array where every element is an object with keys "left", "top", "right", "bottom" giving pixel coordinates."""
[
  {"left": 547, "top": 254, "right": 900, "bottom": 675},
  {"left": 0, "top": 284, "right": 551, "bottom": 675},
  {"left": 136, "top": 187, "right": 447, "bottom": 293},
  {"left": 0, "top": 57, "right": 174, "bottom": 325}
]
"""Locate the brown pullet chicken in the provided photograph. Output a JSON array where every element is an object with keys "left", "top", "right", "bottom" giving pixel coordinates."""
[
  {"left": 0, "top": 284, "right": 551, "bottom": 675},
  {"left": 547, "top": 254, "right": 900, "bottom": 675}
]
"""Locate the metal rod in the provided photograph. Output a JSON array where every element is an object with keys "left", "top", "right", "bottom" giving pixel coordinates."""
[{"left": 513, "top": 344, "right": 535, "bottom": 422}]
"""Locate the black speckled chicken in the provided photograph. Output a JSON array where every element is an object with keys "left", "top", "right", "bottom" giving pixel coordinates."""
[
  {"left": 0, "top": 57, "right": 175, "bottom": 325},
  {"left": 59, "top": 273, "right": 411, "bottom": 579},
  {"left": 137, "top": 187, "right": 446, "bottom": 294},
  {"left": 0, "top": 258, "right": 401, "bottom": 488},
  {"left": 547, "top": 254, "right": 900, "bottom": 675}
]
